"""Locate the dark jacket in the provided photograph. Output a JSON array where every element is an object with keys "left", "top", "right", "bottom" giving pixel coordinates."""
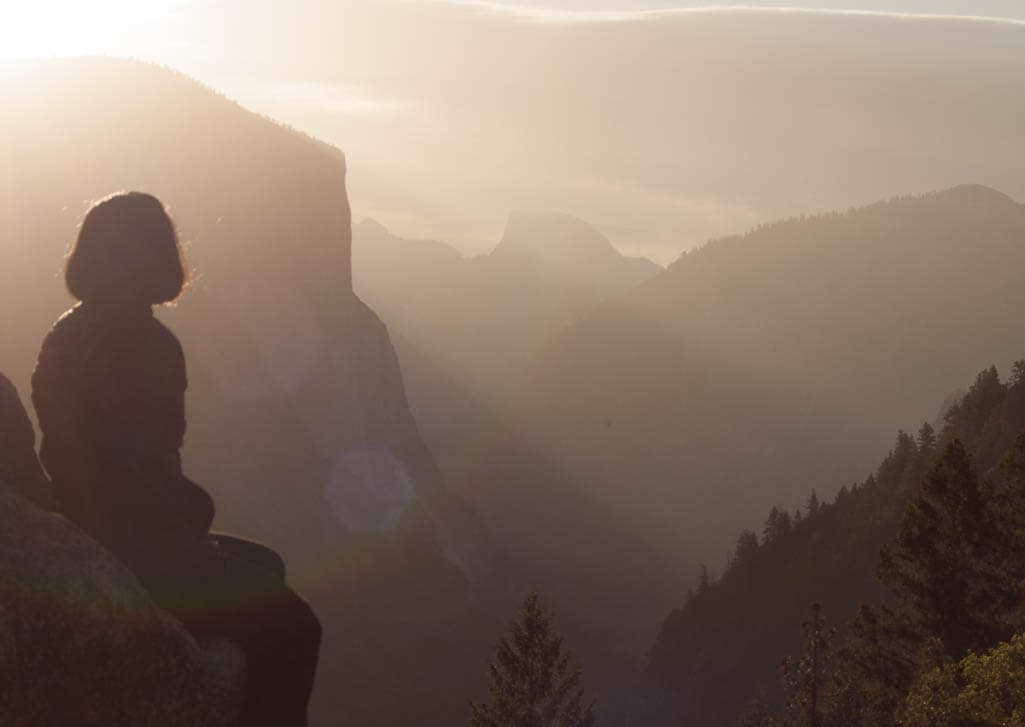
[{"left": 32, "top": 303, "right": 213, "bottom": 555}]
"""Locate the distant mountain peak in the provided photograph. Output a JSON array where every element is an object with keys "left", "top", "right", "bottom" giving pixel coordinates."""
[
  {"left": 355, "top": 217, "right": 391, "bottom": 235},
  {"left": 937, "top": 184, "right": 1020, "bottom": 209},
  {"left": 492, "top": 210, "right": 622, "bottom": 266}
]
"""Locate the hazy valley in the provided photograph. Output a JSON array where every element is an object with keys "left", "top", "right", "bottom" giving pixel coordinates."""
[{"left": 2, "top": 9, "right": 1025, "bottom": 723}]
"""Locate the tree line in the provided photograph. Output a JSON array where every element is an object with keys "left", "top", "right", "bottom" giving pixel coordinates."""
[{"left": 743, "top": 362, "right": 1025, "bottom": 725}]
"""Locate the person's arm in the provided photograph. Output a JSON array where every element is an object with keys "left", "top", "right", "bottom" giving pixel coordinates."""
[{"left": 154, "top": 326, "right": 214, "bottom": 534}]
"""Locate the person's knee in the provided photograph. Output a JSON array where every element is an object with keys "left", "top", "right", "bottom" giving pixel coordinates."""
[
  {"left": 211, "top": 533, "right": 286, "bottom": 581},
  {"left": 272, "top": 587, "right": 320, "bottom": 648}
]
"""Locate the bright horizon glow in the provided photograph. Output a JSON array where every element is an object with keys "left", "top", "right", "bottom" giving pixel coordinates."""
[
  {"left": 1, "top": 0, "right": 1023, "bottom": 263},
  {"left": 0, "top": 0, "right": 185, "bottom": 60},
  {"left": 433, "top": 1, "right": 1025, "bottom": 26},
  {"left": 4, "top": 2, "right": 1023, "bottom": 62}
]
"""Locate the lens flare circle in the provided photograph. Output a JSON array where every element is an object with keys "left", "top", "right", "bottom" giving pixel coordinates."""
[{"left": 325, "top": 448, "right": 415, "bottom": 534}]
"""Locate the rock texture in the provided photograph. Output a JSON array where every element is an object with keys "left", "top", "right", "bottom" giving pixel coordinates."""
[
  {"left": 0, "top": 490, "right": 245, "bottom": 726},
  {"left": 0, "top": 373, "right": 245, "bottom": 727},
  {"left": 0, "top": 373, "right": 50, "bottom": 507}
]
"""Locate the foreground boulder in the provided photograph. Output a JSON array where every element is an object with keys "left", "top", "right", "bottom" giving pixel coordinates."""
[
  {"left": 0, "top": 373, "right": 245, "bottom": 726},
  {"left": 0, "top": 373, "right": 50, "bottom": 507}
]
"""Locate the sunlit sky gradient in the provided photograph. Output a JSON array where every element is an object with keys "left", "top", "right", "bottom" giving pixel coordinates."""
[{"left": 2, "top": 1, "right": 1025, "bottom": 261}]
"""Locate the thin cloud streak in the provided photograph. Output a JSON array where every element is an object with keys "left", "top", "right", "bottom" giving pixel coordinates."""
[
  {"left": 268, "top": 82, "right": 412, "bottom": 116},
  {"left": 181, "top": 0, "right": 1025, "bottom": 261},
  {"left": 432, "top": 1, "right": 1025, "bottom": 27}
]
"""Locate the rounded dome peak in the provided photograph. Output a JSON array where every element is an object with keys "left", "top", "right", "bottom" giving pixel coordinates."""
[
  {"left": 494, "top": 210, "right": 619, "bottom": 266},
  {"left": 938, "top": 184, "right": 1019, "bottom": 208}
]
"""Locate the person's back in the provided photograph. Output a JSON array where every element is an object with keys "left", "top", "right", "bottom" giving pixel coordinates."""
[
  {"left": 31, "top": 192, "right": 320, "bottom": 727},
  {"left": 34, "top": 302, "right": 213, "bottom": 555}
]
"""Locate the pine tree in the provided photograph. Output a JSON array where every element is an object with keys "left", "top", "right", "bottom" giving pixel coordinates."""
[
  {"left": 869, "top": 431, "right": 919, "bottom": 493},
  {"left": 782, "top": 603, "right": 834, "bottom": 727},
  {"left": 805, "top": 490, "right": 821, "bottom": 518},
  {"left": 911, "top": 423, "right": 937, "bottom": 480},
  {"left": 697, "top": 565, "right": 711, "bottom": 595},
  {"left": 824, "top": 604, "right": 917, "bottom": 725},
  {"left": 1007, "top": 362, "right": 1025, "bottom": 423},
  {"left": 471, "top": 592, "right": 595, "bottom": 727},
  {"left": 985, "top": 434, "right": 1025, "bottom": 606},
  {"left": 737, "top": 694, "right": 775, "bottom": 727},
  {"left": 731, "top": 530, "right": 760, "bottom": 570},
  {"left": 831, "top": 437, "right": 1025, "bottom": 725},
  {"left": 1011, "top": 360, "right": 1025, "bottom": 389},
  {"left": 997, "top": 433, "right": 1025, "bottom": 520},
  {"left": 945, "top": 366, "right": 1006, "bottom": 439},
  {"left": 763, "top": 507, "right": 793, "bottom": 544},
  {"left": 915, "top": 422, "right": 936, "bottom": 455},
  {"left": 877, "top": 439, "right": 1008, "bottom": 658}
]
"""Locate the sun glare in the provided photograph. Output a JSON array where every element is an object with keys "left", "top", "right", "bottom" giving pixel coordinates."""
[{"left": 0, "top": 0, "right": 184, "bottom": 61}]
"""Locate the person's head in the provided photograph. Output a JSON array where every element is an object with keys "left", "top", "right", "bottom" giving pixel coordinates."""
[{"left": 65, "top": 192, "right": 187, "bottom": 306}]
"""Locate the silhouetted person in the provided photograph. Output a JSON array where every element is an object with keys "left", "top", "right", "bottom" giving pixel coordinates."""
[{"left": 32, "top": 192, "right": 321, "bottom": 727}]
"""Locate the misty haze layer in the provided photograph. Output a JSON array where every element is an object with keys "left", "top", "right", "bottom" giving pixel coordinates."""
[
  {"left": 506, "top": 185, "right": 1025, "bottom": 569},
  {"left": 169, "top": 2, "right": 1025, "bottom": 261},
  {"left": 3, "top": 5, "right": 1025, "bottom": 725},
  {"left": 14, "top": 2, "right": 1023, "bottom": 261}
]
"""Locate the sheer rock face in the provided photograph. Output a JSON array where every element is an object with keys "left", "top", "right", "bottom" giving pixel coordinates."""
[{"left": 0, "top": 374, "right": 245, "bottom": 727}]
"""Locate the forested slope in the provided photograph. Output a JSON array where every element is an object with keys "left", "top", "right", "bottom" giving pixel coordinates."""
[{"left": 642, "top": 362, "right": 1025, "bottom": 726}]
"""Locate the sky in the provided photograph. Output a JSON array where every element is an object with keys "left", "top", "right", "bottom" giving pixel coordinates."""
[{"left": 2, "top": 0, "right": 1025, "bottom": 261}]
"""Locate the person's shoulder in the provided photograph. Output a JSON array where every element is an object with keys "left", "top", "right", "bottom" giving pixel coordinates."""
[
  {"left": 38, "top": 305, "right": 83, "bottom": 349},
  {"left": 147, "top": 315, "right": 184, "bottom": 353},
  {"left": 50, "top": 304, "right": 84, "bottom": 331},
  {"left": 144, "top": 313, "right": 186, "bottom": 380},
  {"left": 32, "top": 307, "right": 83, "bottom": 392}
]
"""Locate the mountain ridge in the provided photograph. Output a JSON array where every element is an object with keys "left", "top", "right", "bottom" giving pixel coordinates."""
[
  {"left": 639, "top": 359, "right": 1025, "bottom": 726},
  {"left": 353, "top": 211, "right": 663, "bottom": 395},
  {"left": 492, "top": 209, "right": 660, "bottom": 274},
  {"left": 507, "top": 183, "right": 1025, "bottom": 573}
]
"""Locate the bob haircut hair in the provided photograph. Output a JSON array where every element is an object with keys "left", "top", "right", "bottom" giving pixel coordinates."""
[{"left": 65, "top": 192, "right": 187, "bottom": 305}]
